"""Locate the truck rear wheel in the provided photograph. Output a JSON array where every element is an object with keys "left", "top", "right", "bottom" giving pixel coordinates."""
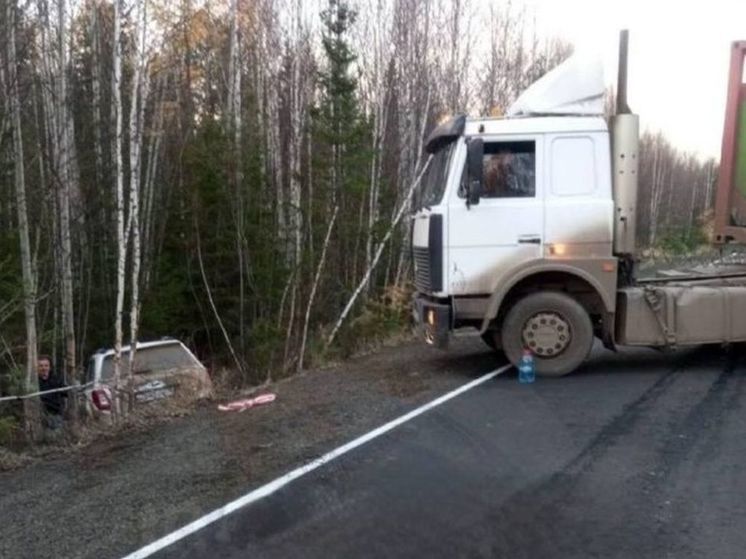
[{"left": 502, "top": 291, "right": 593, "bottom": 377}]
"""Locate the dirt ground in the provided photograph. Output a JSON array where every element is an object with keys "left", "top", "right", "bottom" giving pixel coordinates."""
[{"left": 0, "top": 334, "right": 503, "bottom": 559}]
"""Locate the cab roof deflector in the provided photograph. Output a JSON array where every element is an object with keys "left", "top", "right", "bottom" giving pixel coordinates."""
[
  {"left": 425, "top": 115, "right": 466, "bottom": 153},
  {"left": 507, "top": 53, "right": 605, "bottom": 117}
]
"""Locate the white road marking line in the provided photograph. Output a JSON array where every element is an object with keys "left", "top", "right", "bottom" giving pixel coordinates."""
[{"left": 122, "top": 364, "right": 512, "bottom": 559}]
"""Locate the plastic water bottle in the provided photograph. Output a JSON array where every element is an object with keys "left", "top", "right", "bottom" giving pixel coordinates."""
[{"left": 518, "top": 350, "right": 535, "bottom": 384}]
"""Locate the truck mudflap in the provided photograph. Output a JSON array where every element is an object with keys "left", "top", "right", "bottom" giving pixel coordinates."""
[{"left": 413, "top": 295, "right": 451, "bottom": 348}]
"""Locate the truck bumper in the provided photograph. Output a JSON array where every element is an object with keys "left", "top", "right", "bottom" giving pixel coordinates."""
[{"left": 413, "top": 294, "right": 451, "bottom": 348}]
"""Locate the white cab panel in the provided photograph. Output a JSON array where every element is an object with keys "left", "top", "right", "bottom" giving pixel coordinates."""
[
  {"left": 544, "top": 132, "right": 613, "bottom": 256},
  {"left": 447, "top": 135, "right": 544, "bottom": 295}
]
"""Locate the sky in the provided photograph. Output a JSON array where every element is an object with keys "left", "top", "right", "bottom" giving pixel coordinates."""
[{"left": 518, "top": 0, "right": 746, "bottom": 159}]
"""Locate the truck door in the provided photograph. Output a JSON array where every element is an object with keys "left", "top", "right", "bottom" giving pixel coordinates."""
[{"left": 447, "top": 136, "right": 544, "bottom": 295}]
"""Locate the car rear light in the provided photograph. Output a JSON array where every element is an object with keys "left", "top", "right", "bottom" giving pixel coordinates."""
[{"left": 92, "top": 388, "right": 112, "bottom": 411}]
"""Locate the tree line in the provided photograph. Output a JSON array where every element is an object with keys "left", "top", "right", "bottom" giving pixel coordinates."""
[
  {"left": 0, "top": 0, "right": 719, "bottom": 431},
  {"left": 637, "top": 131, "right": 718, "bottom": 249}
]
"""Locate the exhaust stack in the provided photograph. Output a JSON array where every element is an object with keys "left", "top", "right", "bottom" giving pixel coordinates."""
[
  {"left": 616, "top": 30, "right": 631, "bottom": 114},
  {"left": 612, "top": 30, "right": 640, "bottom": 256}
]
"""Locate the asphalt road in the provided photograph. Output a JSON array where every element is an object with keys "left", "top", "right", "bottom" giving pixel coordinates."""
[{"left": 141, "top": 342, "right": 746, "bottom": 559}]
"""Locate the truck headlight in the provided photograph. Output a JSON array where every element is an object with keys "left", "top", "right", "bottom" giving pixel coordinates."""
[{"left": 427, "top": 309, "right": 436, "bottom": 326}]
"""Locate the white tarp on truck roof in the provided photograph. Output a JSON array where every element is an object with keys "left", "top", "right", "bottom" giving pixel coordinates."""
[{"left": 507, "top": 53, "right": 605, "bottom": 117}]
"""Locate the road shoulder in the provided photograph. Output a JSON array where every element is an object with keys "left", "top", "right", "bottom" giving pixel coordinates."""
[{"left": 0, "top": 336, "right": 501, "bottom": 559}]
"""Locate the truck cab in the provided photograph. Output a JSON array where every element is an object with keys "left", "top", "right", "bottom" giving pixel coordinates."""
[
  {"left": 412, "top": 43, "right": 643, "bottom": 377},
  {"left": 413, "top": 113, "right": 620, "bottom": 374}
]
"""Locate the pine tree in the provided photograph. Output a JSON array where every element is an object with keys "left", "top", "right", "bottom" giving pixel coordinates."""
[{"left": 312, "top": 0, "right": 373, "bottom": 310}]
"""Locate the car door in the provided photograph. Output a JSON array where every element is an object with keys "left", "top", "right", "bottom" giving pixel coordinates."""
[{"left": 447, "top": 135, "right": 544, "bottom": 295}]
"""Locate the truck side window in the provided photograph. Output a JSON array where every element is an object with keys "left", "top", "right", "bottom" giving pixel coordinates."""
[{"left": 481, "top": 141, "right": 535, "bottom": 198}]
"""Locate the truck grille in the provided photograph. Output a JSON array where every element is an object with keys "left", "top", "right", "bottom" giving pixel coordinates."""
[
  {"left": 413, "top": 247, "right": 432, "bottom": 292},
  {"left": 412, "top": 214, "right": 443, "bottom": 293}
]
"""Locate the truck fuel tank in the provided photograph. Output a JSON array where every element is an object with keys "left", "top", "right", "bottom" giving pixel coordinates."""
[{"left": 617, "top": 283, "right": 746, "bottom": 346}]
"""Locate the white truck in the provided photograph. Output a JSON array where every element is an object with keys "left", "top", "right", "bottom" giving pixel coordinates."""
[{"left": 412, "top": 32, "right": 746, "bottom": 376}]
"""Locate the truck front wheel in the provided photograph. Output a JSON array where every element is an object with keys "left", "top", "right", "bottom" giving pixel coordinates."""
[{"left": 502, "top": 291, "right": 593, "bottom": 377}]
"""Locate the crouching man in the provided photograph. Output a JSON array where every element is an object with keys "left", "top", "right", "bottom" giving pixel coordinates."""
[{"left": 37, "top": 356, "right": 67, "bottom": 430}]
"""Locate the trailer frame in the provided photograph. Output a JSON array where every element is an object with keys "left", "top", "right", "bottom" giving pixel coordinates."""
[{"left": 714, "top": 41, "right": 746, "bottom": 243}]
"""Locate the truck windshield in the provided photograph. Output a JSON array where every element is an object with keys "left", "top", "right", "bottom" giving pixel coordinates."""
[{"left": 417, "top": 143, "right": 455, "bottom": 209}]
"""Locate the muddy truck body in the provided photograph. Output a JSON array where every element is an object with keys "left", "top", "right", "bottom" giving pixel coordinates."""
[{"left": 412, "top": 33, "right": 746, "bottom": 376}]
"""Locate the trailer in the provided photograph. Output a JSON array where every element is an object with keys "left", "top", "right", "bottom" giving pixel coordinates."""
[
  {"left": 714, "top": 41, "right": 746, "bottom": 242},
  {"left": 412, "top": 32, "right": 746, "bottom": 376}
]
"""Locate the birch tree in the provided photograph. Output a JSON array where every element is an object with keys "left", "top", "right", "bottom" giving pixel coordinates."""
[
  {"left": 226, "top": 0, "right": 247, "bottom": 351},
  {"left": 126, "top": 0, "right": 152, "bottom": 389},
  {"left": 35, "top": 0, "right": 78, "bottom": 382},
  {"left": 111, "top": 0, "right": 126, "bottom": 413},
  {"left": 3, "top": 0, "right": 41, "bottom": 437}
]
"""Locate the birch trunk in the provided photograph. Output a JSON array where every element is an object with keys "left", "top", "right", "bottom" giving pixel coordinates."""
[
  {"left": 227, "top": 0, "right": 246, "bottom": 357},
  {"left": 299, "top": 206, "right": 338, "bottom": 371},
  {"left": 127, "top": 0, "right": 149, "bottom": 400},
  {"left": 37, "top": 0, "right": 77, "bottom": 383},
  {"left": 142, "top": 76, "right": 166, "bottom": 291},
  {"left": 288, "top": 14, "right": 304, "bottom": 269},
  {"left": 196, "top": 223, "right": 245, "bottom": 378},
  {"left": 56, "top": 0, "right": 76, "bottom": 383},
  {"left": 4, "top": 0, "right": 41, "bottom": 438},
  {"left": 112, "top": 0, "right": 126, "bottom": 416},
  {"left": 90, "top": 1, "right": 105, "bottom": 187}
]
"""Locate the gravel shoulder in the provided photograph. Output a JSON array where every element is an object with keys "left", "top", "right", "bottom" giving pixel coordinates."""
[{"left": 0, "top": 334, "right": 503, "bottom": 559}]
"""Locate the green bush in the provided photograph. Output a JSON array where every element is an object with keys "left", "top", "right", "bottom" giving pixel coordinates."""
[
  {"left": 246, "top": 319, "right": 285, "bottom": 382},
  {"left": 655, "top": 227, "right": 708, "bottom": 255},
  {"left": 333, "top": 285, "right": 412, "bottom": 358},
  {"left": 0, "top": 416, "right": 19, "bottom": 447},
  {"left": 0, "top": 367, "right": 25, "bottom": 447},
  {"left": 0, "top": 366, "right": 25, "bottom": 397}
]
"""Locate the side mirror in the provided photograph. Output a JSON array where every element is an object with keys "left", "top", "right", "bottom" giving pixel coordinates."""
[{"left": 466, "top": 139, "right": 483, "bottom": 207}]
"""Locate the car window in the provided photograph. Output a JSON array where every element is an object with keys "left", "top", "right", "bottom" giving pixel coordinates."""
[{"left": 86, "top": 358, "right": 96, "bottom": 383}]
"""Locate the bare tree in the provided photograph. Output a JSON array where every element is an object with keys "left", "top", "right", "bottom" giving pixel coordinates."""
[
  {"left": 111, "top": 0, "right": 126, "bottom": 415},
  {"left": 35, "top": 0, "right": 78, "bottom": 382},
  {"left": 3, "top": 0, "right": 41, "bottom": 438},
  {"left": 299, "top": 206, "right": 338, "bottom": 371},
  {"left": 226, "top": 0, "right": 247, "bottom": 352},
  {"left": 126, "top": 0, "right": 151, "bottom": 392}
]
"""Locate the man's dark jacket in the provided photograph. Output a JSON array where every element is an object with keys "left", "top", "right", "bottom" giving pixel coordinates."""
[{"left": 38, "top": 373, "right": 67, "bottom": 415}]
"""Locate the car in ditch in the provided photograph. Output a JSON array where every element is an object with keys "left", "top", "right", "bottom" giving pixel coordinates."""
[{"left": 83, "top": 338, "right": 213, "bottom": 416}]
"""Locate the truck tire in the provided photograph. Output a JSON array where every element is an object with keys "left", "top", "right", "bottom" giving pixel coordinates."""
[{"left": 502, "top": 291, "right": 593, "bottom": 377}]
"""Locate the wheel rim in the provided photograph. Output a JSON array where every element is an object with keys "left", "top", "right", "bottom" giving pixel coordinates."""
[{"left": 521, "top": 311, "right": 571, "bottom": 357}]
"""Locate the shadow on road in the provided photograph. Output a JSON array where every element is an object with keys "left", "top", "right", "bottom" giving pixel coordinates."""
[{"left": 575, "top": 343, "right": 736, "bottom": 379}]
